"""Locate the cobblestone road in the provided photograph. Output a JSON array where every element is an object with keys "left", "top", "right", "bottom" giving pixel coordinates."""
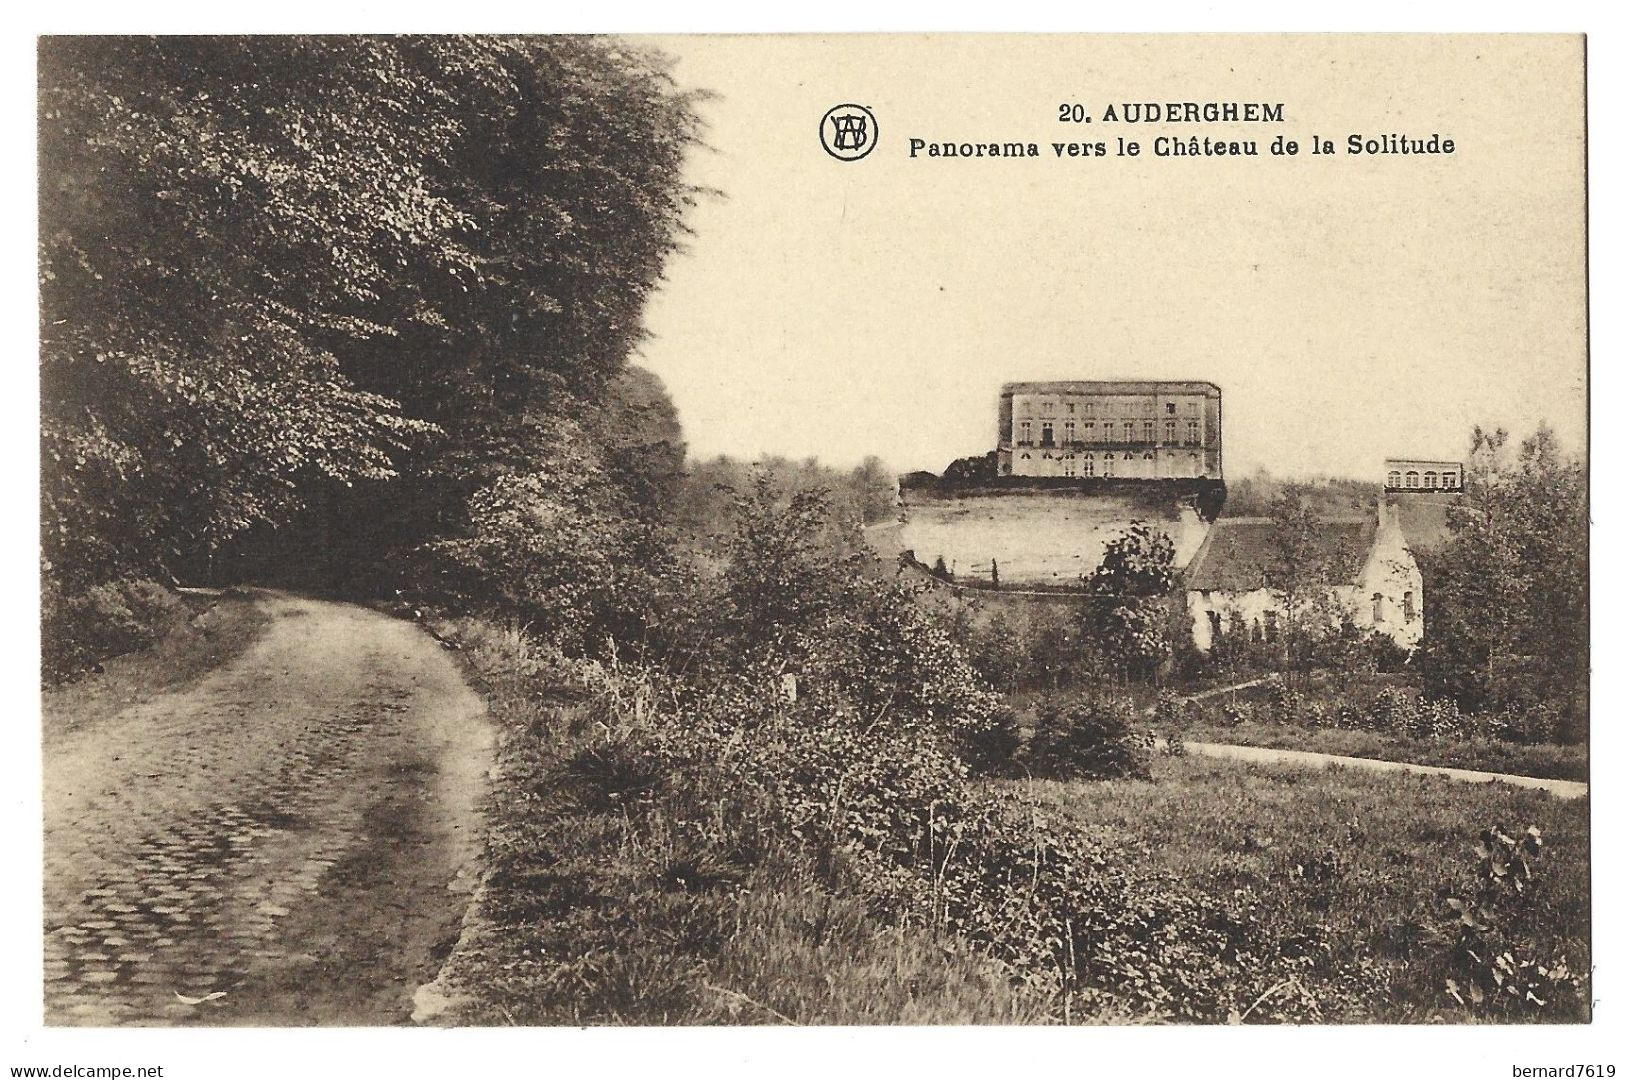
[{"left": 43, "top": 592, "right": 492, "bottom": 1026}]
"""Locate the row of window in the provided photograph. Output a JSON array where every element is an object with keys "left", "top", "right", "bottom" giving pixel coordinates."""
[
  {"left": 1016, "top": 449, "right": 1200, "bottom": 476},
  {"left": 1017, "top": 399, "right": 1202, "bottom": 419},
  {"left": 1387, "top": 469, "right": 1460, "bottom": 490},
  {"left": 1017, "top": 419, "right": 1201, "bottom": 446}
]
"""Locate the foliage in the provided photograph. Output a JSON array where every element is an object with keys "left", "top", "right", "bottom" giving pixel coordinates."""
[
  {"left": 1184, "top": 677, "right": 1571, "bottom": 748},
  {"left": 673, "top": 453, "right": 896, "bottom": 550},
  {"left": 1419, "top": 425, "right": 1587, "bottom": 724},
  {"left": 1033, "top": 754, "right": 1588, "bottom": 1023},
  {"left": 941, "top": 451, "right": 999, "bottom": 485},
  {"left": 1026, "top": 696, "right": 1153, "bottom": 781},
  {"left": 1222, "top": 468, "right": 1380, "bottom": 517},
  {"left": 41, "top": 577, "right": 191, "bottom": 684},
  {"left": 1076, "top": 521, "right": 1178, "bottom": 682},
  {"left": 710, "top": 475, "right": 867, "bottom": 665},
  {"left": 1436, "top": 826, "right": 1585, "bottom": 1020},
  {"left": 408, "top": 414, "right": 701, "bottom": 657},
  {"left": 1089, "top": 520, "right": 1178, "bottom": 598},
  {"left": 41, "top": 35, "right": 703, "bottom": 614},
  {"left": 709, "top": 475, "right": 1016, "bottom": 775},
  {"left": 1259, "top": 491, "right": 1352, "bottom": 673}
]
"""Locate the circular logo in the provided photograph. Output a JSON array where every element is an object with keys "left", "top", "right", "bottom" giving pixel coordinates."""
[{"left": 820, "top": 103, "right": 878, "bottom": 162}]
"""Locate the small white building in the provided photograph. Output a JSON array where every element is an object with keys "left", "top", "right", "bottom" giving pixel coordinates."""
[
  {"left": 1183, "top": 501, "right": 1423, "bottom": 653},
  {"left": 1385, "top": 458, "right": 1463, "bottom": 493}
]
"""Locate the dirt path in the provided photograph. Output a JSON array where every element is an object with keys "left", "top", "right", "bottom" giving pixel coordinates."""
[
  {"left": 42, "top": 590, "right": 493, "bottom": 1026},
  {"left": 1175, "top": 739, "right": 1588, "bottom": 801}
]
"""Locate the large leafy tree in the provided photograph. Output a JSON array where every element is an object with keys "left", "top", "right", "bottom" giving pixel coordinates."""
[
  {"left": 1079, "top": 521, "right": 1177, "bottom": 681},
  {"left": 1260, "top": 490, "right": 1347, "bottom": 674},
  {"left": 40, "top": 36, "right": 703, "bottom": 597},
  {"left": 1421, "top": 424, "right": 1587, "bottom": 720}
]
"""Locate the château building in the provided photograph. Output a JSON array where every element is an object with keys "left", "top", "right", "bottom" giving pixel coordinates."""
[
  {"left": 1384, "top": 458, "right": 1462, "bottom": 493},
  {"left": 997, "top": 380, "right": 1223, "bottom": 480}
]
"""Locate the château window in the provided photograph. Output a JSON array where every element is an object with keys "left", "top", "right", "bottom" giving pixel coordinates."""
[
  {"left": 1103, "top": 453, "right": 1115, "bottom": 477},
  {"left": 1084, "top": 402, "right": 1096, "bottom": 416},
  {"left": 1041, "top": 422, "right": 1054, "bottom": 446},
  {"left": 1063, "top": 456, "right": 1075, "bottom": 477},
  {"left": 1018, "top": 421, "right": 1031, "bottom": 445},
  {"left": 1123, "top": 451, "right": 1135, "bottom": 461},
  {"left": 1103, "top": 421, "right": 1115, "bottom": 441},
  {"left": 1067, "top": 403, "right": 1075, "bottom": 414},
  {"left": 1064, "top": 420, "right": 1075, "bottom": 443},
  {"left": 1405, "top": 471, "right": 1420, "bottom": 489},
  {"left": 1186, "top": 420, "right": 1199, "bottom": 445},
  {"left": 1143, "top": 421, "right": 1154, "bottom": 442},
  {"left": 1372, "top": 593, "right": 1385, "bottom": 623},
  {"left": 1442, "top": 472, "right": 1457, "bottom": 488},
  {"left": 1166, "top": 403, "right": 1177, "bottom": 415},
  {"left": 1387, "top": 470, "right": 1402, "bottom": 488},
  {"left": 1165, "top": 419, "right": 1177, "bottom": 444},
  {"left": 1424, "top": 471, "right": 1438, "bottom": 489},
  {"left": 1404, "top": 591, "right": 1416, "bottom": 622},
  {"left": 1083, "top": 421, "right": 1095, "bottom": 439},
  {"left": 1082, "top": 454, "right": 1094, "bottom": 477}
]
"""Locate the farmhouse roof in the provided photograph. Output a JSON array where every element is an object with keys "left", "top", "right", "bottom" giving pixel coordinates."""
[{"left": 1183, "top": 514, "right": 1375, "bottom": 593}]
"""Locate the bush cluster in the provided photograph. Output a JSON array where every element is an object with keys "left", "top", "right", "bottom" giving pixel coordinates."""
[
  {"left": 1183, "top": 680, "right": 1574, "bottom": 747},
  {"left": 1025, "top": 696, "right": 1153, "bottom": 781},
  {"left": 41, "top": 577, "right": 189, "bottom": 685},
  {"left": 558, "top": 660, "right": 1382, "bottom": 1021}
]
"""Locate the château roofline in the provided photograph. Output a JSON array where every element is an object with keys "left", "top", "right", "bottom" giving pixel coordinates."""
[{"left": 1000, "top": 379, "right": 1222, "bottom": 396}]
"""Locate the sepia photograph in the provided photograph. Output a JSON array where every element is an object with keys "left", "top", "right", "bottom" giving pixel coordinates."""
[{"left": 19, "top": 19, "right": 1605, "bottom": 1071}]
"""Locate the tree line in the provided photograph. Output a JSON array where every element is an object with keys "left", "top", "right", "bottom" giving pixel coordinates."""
[{"left": 40, "top": 36, "right": 705, "bottom": 676}]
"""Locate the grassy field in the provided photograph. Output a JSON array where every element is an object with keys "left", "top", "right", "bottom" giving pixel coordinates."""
[
  {"left": 435, "top": 618, "right": 1589, "bottom": 1023},
  {"left": 1017, "top": 752, "right": 1591, "bottom": 1022}
]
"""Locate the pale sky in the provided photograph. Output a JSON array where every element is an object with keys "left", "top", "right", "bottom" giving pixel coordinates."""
[{"left": 632, "top": 35, "right": 1587, "bottom": 479}]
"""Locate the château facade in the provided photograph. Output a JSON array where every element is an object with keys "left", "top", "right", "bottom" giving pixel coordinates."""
[
  {"left": 1384, "top": 457, "right": 1462, "bottom": 492},
  {"left": 997, "top": 380, "right": 1223, "bottom": 480}
]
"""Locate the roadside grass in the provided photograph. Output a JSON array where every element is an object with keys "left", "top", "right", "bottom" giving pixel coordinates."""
[
  {"left": 1164, "top": 718, "right": 1587, "bottom": 782},
  {"left": 41, "top": 588, "right": 269, "bottom": 740},
  {"left": 433, "top": 617, "right": 1050, "bottom": 1025},
  {"left": 1018, "top": 753, "right": 1590, "bottom": 1021}
]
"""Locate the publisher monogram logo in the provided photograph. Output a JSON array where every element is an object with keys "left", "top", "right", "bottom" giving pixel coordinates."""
[{"left": 820, "top": 103, "right": 878, "bottom": 161}]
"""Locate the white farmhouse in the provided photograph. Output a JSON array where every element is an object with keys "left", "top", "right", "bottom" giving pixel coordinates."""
[{"left": 1183, "top": 501, "right": 1423, "bottom": 653}]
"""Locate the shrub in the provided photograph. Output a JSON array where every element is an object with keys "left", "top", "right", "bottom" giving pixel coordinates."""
[
  {"left": 1153, "top": 688, "right": 1190, "bottom": 728},
  {"left": 1264, "top": 681, "right": 1304, "bottom": 725},
  {"left": 1435, "top": 826, "right": 1586, "bottom": 1020},
  {"left": 40, "top": 576, "right": 188, "bottom": 685},
  {"left": 1025, "top": 696, "right": 1152, "bottom": 781}
]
